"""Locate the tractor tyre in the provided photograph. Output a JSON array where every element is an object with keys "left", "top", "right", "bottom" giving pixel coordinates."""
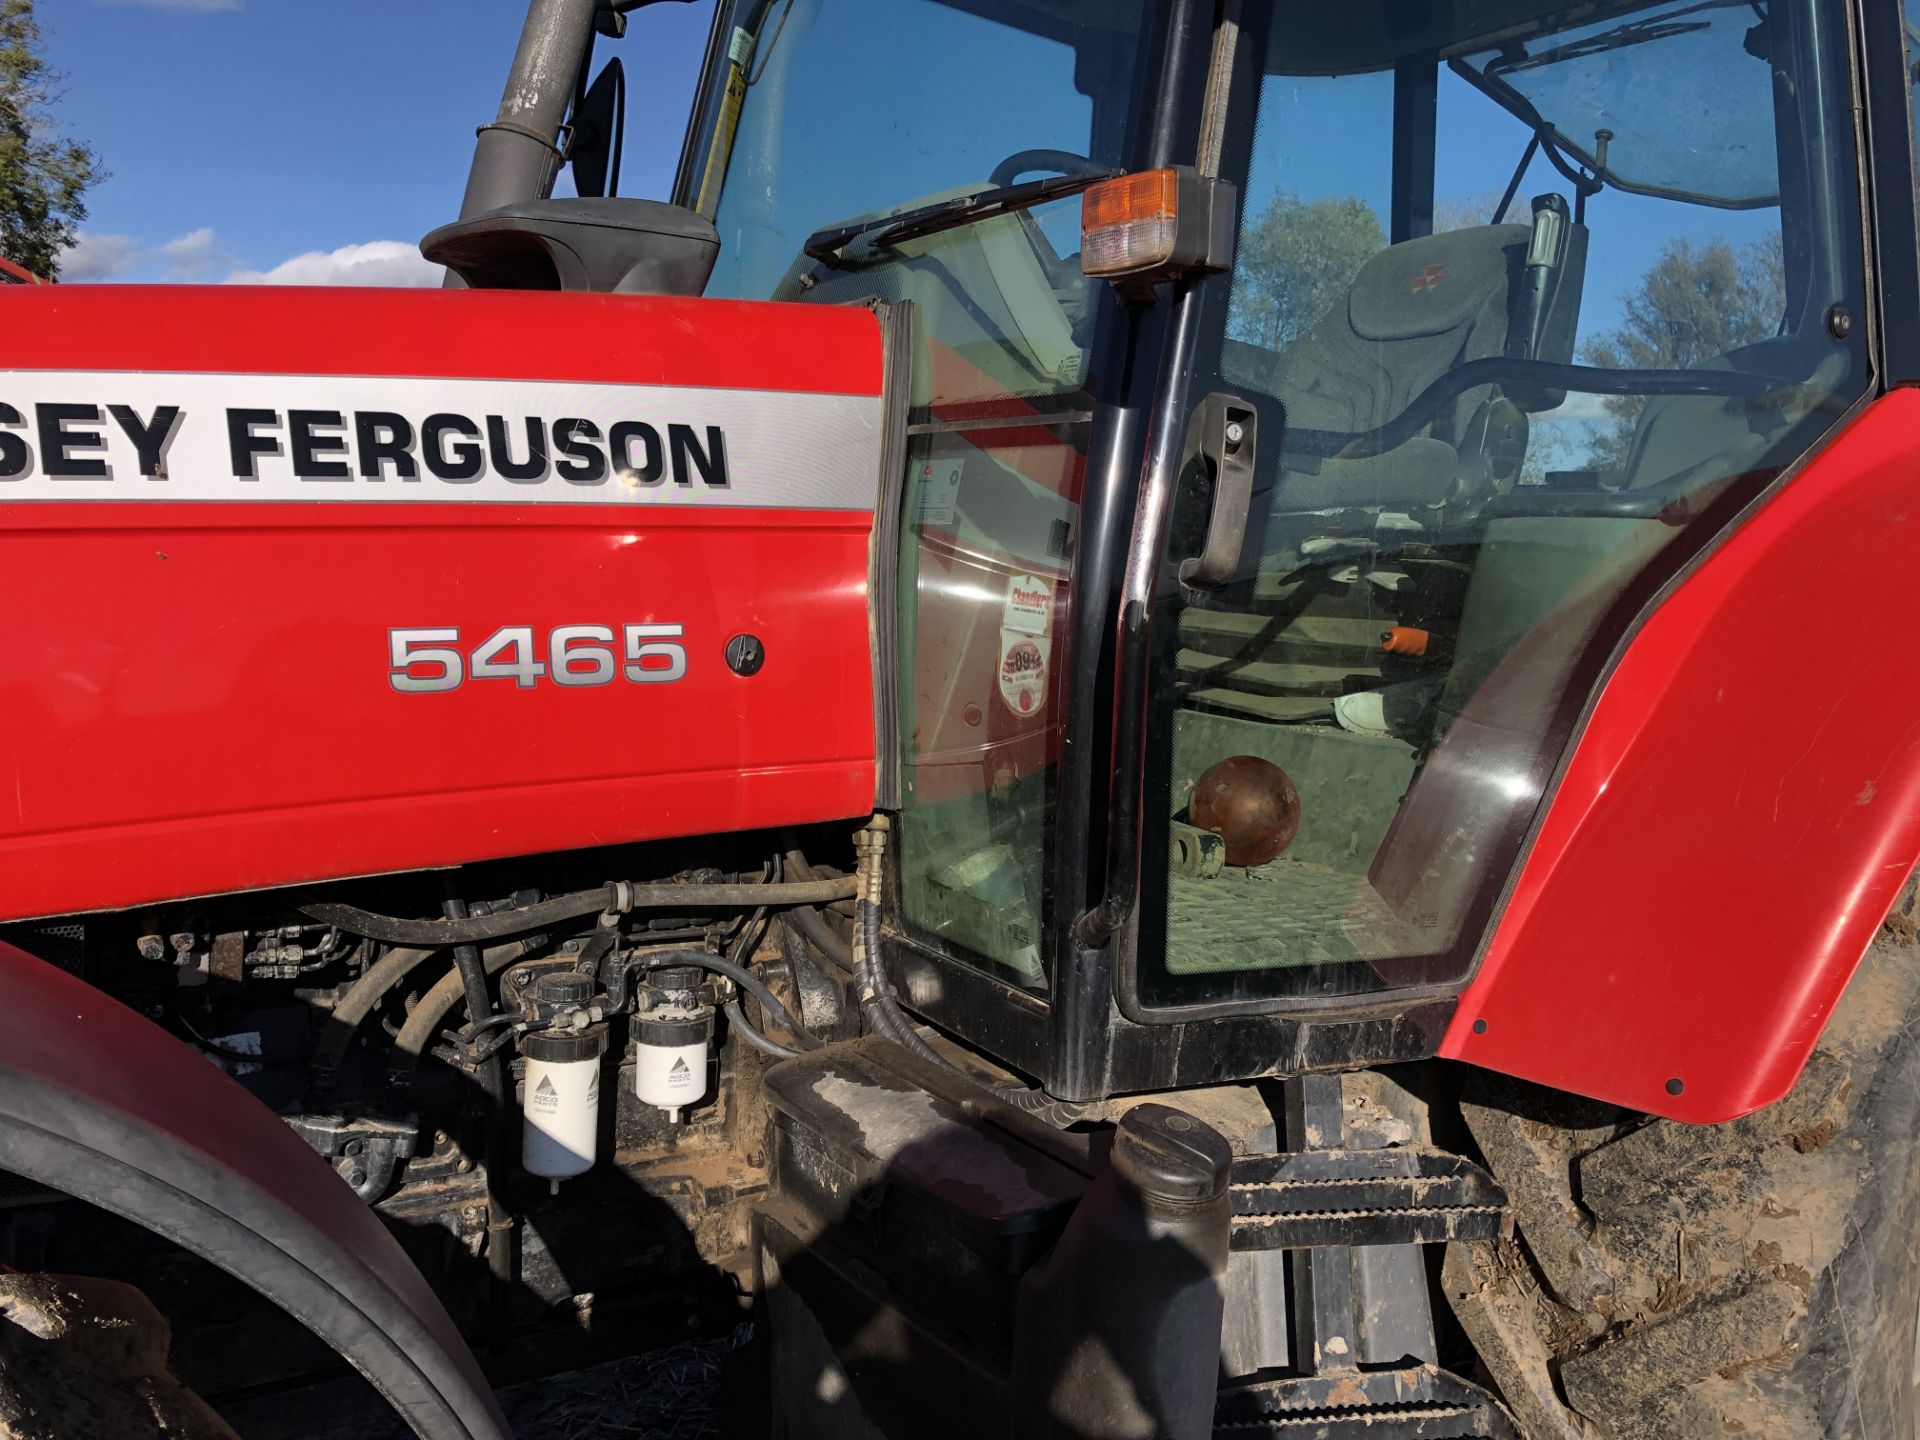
[
  {"left": 0, "top": 1271, "right": 239, "bottom": 1440},
  {"left": 1452, "top": 878, "right": 1920, "bottom": 1439}
]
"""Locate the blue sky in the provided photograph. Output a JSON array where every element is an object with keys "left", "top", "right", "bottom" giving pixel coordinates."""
[
  {"left": 43, "top": 0, "right": 716, "bottom": 285},
  {"left": 40, "top": 0, "right": 1783, "bottom": 395}
]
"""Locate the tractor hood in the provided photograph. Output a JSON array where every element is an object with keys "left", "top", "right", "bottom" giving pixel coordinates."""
[{"left": 0, "top": 284, "right": 890, "bottom": 920}]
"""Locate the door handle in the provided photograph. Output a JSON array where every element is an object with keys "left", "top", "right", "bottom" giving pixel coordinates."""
[{"left": 1177, "top": 393, "right": 1257, "bottom": 589}]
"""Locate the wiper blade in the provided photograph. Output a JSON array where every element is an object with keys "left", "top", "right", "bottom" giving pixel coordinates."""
[
  {"left": 1486, "top": 0, "right": 1737, "bottom": 76},
  {"left": 802, "top": 168, "right": 1120, "bottom": 267}
]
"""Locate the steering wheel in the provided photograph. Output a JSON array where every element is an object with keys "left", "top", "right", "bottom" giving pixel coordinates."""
[{"left": 989, "top": 149, "right": 1110, "bottom": 189}]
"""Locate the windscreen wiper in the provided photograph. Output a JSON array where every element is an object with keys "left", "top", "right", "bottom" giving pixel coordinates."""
[
  {"left": 801, "top": 168, "right": 1121, "bottom": 267},
  {"left": 1486, "top": 0, "right": 1736, "bottom": 76}
]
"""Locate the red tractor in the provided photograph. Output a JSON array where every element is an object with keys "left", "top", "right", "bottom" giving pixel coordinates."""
[{"left": 4, "top": 1, "right": 1918, "bottom": 1436}]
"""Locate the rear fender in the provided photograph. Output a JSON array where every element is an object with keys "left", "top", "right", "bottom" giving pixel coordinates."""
[
  {"left": 1442, "top": 391, "right": 1920, "bottom": 1123},
  {"left": 0, "top": 940, "right": 508, "bottom": 1440}
]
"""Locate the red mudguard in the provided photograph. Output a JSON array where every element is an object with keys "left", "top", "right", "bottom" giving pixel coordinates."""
[
  {"left": 0, "top": 286, "right": 885, "bottom": 921},
  {"left": 1446, "top": 391, "right": 1920, "bottom": 1122}
]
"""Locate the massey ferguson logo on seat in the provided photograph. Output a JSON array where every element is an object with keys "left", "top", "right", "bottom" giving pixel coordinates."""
[{"left": 1411, "top": 262, "right": 1449, "bottom": 294}]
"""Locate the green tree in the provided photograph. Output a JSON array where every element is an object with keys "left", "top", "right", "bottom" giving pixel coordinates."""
[
  {"left": 1, "top": 0, "right": 100, "bottom": 279},
  {"left": 1229, "top": 190, "right": 1384, "bottom": 349},
  {"left": 1579, "top": 233, "right": 1784, "bottom": 469}
]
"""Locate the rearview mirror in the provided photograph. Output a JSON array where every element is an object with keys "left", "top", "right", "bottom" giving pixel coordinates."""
[{"left": 569, "top": 57, "right": 625, "bottom": 200}]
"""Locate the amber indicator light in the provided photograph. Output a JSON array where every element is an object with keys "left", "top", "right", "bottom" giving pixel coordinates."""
[{"left": 1080, "top": 168, "right": 1182, "bottom": 277}]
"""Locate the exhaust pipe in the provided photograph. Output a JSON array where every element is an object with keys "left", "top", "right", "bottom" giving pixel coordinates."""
[{"left": 452, "top": 0, "right": 599, "bottom": 224}]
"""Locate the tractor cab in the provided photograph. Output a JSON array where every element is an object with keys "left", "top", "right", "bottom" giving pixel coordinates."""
[{"left": 662, "top": 0, "right": 1867, "bottom": 1096}]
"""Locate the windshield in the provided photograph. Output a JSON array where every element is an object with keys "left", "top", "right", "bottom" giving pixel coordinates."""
[
  {"left": 685, "top": 0, "right": 1144, "bottom": 304},
  {"left": 1454, "top": 0, "right": 1781, "bottom": 207},
  {"left": 682, "top": 0, "right": 1148, "bottom": 994}
]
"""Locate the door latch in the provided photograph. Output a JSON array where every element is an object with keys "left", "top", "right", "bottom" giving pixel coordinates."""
[{"left": 1178, "top": 393, "right": 1258, "bottom": 590}]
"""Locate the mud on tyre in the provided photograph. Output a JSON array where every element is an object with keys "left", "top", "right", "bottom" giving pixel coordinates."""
[{"left": 1448, "top": 880, "right": 1920, "bottom": 1439}]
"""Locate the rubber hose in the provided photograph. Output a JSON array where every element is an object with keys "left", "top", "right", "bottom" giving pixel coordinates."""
[
  {"left": 390, "top": 938, "right": 541, "bottom": 1063},
  {"left": 787, "top": 903, "right": 855, "bottom": 972},
  {"left": 724, "top": 999, "right": 804, "bottom": 1060},
  {"left": 845, "top": 892, "right": 1081, "bottom": 1122},
  {"left": 859, "top": 898, "right": 948, "bottom": 1067},
  {"left": 445, "top": 896, "right": 516, "bottom": 1321},
  {"left": 445, "top": 902, "right": 496, "bottom": 1031},
  {"left": 315, "top": 945, "right": 438, "bottom": 1071},
  {"left": 784, "top": 847, "right": 857, "bottom": 916},
  {"left": 300, "top": 875, "right": 858, "bottom": 946},
  {"left": 634, "top": 949, "right": 819, "bottom": 1051}
]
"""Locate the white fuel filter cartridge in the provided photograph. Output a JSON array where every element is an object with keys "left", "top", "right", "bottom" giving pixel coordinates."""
[
  {"left": 521, "top": 1025, "right": 608, "bottom": 1182},
  {"left": 634, "top": 1010, "right": 713, "bottom": 1123}
]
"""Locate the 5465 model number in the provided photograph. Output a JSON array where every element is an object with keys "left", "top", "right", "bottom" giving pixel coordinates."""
[{"left": 388, "top": 624, "right": 687, "bottom": 694}]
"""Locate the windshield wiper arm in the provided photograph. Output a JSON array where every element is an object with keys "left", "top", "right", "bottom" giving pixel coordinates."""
[
  {"left": 802, "top": 168, "right": 1121, "bottom": 267},
  {"left": 1486, "top": 0, "right": 1739, "bottom": 76}
]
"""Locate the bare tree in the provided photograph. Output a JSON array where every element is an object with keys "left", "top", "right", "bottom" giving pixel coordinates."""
[{"left": 1578, "top": 233, "right": 1785, "bottom": 469}]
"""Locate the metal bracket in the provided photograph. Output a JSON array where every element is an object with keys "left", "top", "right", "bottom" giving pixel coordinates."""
[{"left": 287, "top": 1114, "right": 419, "bottom": 1203}]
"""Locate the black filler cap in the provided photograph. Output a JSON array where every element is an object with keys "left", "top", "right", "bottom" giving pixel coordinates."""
[{"left": 1112, "top": 1103, "right": 1232, "bottom": 1206}]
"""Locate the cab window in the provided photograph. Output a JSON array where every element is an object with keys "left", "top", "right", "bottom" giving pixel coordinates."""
[
  {"left": 688, "top": 0, "right": 1148, "bottom": 989},
  {"left": 1134, "top": 0, "right": 1866, "bottom": 1012}
]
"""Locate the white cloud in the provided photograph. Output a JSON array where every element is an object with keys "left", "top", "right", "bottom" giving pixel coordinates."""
[
  {"left": 159, "top": 226, "right": 233, "bottom": 280},
  {"left": 1540, "top": 392, "right": 1618, "bottom": 425},
  {"left": 226, "top": 240, "right": 442, "bottom": 288},
  {"left": 61, "top": 230, "right": 445, "bottom": 289},
  {"left": 59, "top": 232, "right": 141, "bottom": 281}
]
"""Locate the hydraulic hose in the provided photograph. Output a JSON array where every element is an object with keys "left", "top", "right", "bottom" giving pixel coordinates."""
[
  {"left": 389, "top": 938, "right": 542, "bottom": 1065},
  {"left": 838, "top": 821, "right": 1091, "bottom": 1126},
  {"left": 445, "top": 902, "right": 498, "bottom": 1040},
  {"left": 725, "top": 999, "right": 804, "bottom": 1060},
  {"left": 299, "top": 875, "right": 858, "bottom": 947},
  {"left": 314, "top": 945, "right": 438, "bottom": 1073},
  {"left": 783, "top": 846, "right": 857, "bottom": 916},
  {"left": 786, "top": 902, "right": 855, "bottom": 974},
  {"left": 444, "top": 895, "right": 516, "bottom": 1327},
  {"left": 847, "top": 820, "right": 949, "bottom": 1069},
  {"left": 630, "top": 949, "right": 819, "bottom": 1052},
  {"left": 860, "top": 895, "right": 946, "bottom": 1067}
]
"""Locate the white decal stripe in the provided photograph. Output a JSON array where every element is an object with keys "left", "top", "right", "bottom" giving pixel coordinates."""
[{"left": 0, "top": 371, "right": 883, "bottom": 510}]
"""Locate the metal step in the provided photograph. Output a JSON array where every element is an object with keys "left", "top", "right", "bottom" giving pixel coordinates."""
[
  {"left": 1228, "top": 1145, "right": 1511, "bottom": 1250},
  {"left": 1215, "top": 1366, "right": 1519, "bottom": 1438}
]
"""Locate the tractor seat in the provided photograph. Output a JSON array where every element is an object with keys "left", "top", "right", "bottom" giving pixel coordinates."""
[
  {"left": 1177, "top": 222, "right": 1568, "bottom": 728},
  {"left": 1226, "top": 221, "right": 1535, "bottom": 515}
]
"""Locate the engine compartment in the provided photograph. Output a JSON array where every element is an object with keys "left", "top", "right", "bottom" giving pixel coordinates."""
[{"left": 0, "top": 824, "right": 874, "bottom": 1417}]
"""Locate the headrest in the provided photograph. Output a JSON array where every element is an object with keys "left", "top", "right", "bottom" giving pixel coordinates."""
[{"left": 1347, "top": 224, "right": 1528, "bottom": 342}]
